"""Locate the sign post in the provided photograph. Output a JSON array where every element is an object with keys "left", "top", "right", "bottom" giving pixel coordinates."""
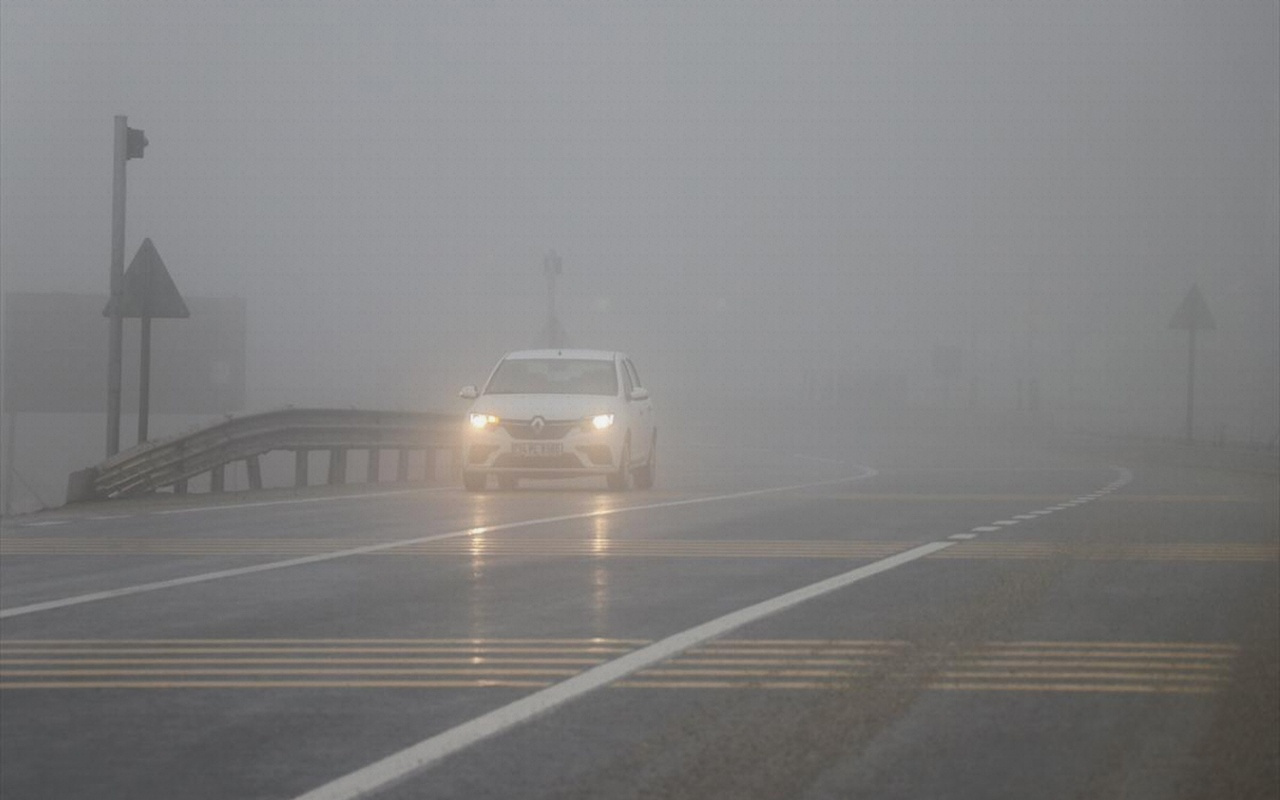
[
  {"left": 542, "top": 250, "right": 565, "bottom": 348},
  {"left": 106, "top": 115, "right": 147, "bottom": 456},
  {"left": 104, "top": 238, "right": 189, "bottom": 444},
  {"left": 1168, "top": 284, "right": 1216, "bottom": 443}
]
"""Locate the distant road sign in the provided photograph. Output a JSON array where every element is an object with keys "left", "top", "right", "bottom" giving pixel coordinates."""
[
  {"left": 103, "top": 238, "right": 189, "bottom": 319},
  {"left": 1169, "top": 284, "right": 1216, "bottom": 331},
  {"left": 3, "top": 292, "right": 245, "bottom": 414}
]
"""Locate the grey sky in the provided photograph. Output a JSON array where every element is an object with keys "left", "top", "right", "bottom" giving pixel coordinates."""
[{"left": 2, "top": 1, "right": 1277, "bottom": 432}]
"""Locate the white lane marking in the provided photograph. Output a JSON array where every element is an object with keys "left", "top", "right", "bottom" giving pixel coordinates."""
[
  {"left": 1, "top": 488, "right": 452, "bottom": 529},
  {"left": 971, "top": 526, "right": 1001, "bottom": 533},
  {"left": 949, "top": 533, "right": 977, "bottom": 540},
  {"left": 1013, "top": 515, "right": 1037, "bottom": 520},
  {"left": 154, "top": 487, "right": 449, "bottom": 516},
  {"left": 787, "top": 453, "right": 851, "bottom": 465},
  {"left": 0, "top": 469, "right": 877, "bottom": 620},
  {"left": 292, "top": 538, "right": 952, "bottom": 800},
  {"left": 992, "top": 520, "right": 1019, "bottom": 526}
]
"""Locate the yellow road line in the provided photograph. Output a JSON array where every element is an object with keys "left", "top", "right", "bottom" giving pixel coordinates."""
[
  {"left": 0, "top": 638, "right": 1241, "bottom": 696},
  {"left": 2, "top": 678, "right": 1221, "bottom": 693},
  {"left": 0, "top": 657, "right": 611, "bottom": 666},
  {"left": 806, "top": 494, "right": 1255, "bottom": 503},
  {"left": 613, "top": 680, "right": 1221, "bottom": 694},
  {"left": 0, "top": 637, "right": 646, "bottom": 646},
  {"left": 977, "top": 641, "right": 1240, "bottom": 650},
  {"left": 0, "top": 680, "right": 556, "bottom": 690},
  {"left": 0, "top": 667, "right": 586, "bottom": 677},
  {"left": 924, "top": 682, "right": 1220, "bottom": 694},
  {"left": 947, "top": 659, "right": 1230, "bottom": 670},
  {"left": 5, "top": 539, "right": 1273, "bottom": 562},
  {"left": 934, "top": 670, "right": 1225, "bottom": 682},
  {"left": 0, "top": 646, "right": 636, "bottom": 656}
]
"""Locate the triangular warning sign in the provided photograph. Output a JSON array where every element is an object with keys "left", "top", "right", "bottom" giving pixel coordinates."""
[
  {"left": 1169, "top": 284, "right": 1215, "bottom": 331},
  {"left": 103, "top": 238, "right": 190, "bottom": 319}
]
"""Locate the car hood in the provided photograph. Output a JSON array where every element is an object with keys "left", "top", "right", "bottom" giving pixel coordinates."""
[{"left": 469, "top": 393, "right": 620, "bottom": 422}]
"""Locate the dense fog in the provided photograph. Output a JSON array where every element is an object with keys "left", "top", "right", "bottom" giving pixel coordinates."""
[{"left": 2, "top": 1, "right": 1277, "bottom": 509}]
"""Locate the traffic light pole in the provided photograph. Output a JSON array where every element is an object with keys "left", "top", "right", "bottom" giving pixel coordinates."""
[{"left": 106, "top": 115, "right": 128, "bottom": 457}]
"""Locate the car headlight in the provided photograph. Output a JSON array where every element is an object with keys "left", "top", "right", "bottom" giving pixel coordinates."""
[
  {"left": 469, "top": 413, "right": 500, "bottom": 430},
  {"left": 590, "top": 413, "right": 615, "bottom": 431}
]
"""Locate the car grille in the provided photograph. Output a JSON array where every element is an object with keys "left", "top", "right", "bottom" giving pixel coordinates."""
[
  {"left": 493, "top": 453, "right": 583, "bottom": 469},
  {"left": 500, "top": 419, "right": 577, "bottom": 440}
]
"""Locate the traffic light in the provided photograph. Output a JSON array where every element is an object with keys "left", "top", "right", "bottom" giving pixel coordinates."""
[{"left": 126, "top": 127, "right": 148, "bottom": 159}]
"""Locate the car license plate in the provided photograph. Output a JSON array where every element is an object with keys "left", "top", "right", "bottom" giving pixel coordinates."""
[{"left": 512, "top": 442, "right": 562, "bottom": 457}]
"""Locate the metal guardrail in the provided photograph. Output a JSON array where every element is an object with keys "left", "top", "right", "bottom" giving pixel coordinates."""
[{"left": 68, "top": 408, "right": 461, "bottom": 502}]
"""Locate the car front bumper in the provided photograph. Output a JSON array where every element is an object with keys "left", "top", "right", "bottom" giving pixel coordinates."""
[{"left": 463, "top": 423, "right": 625, "bottom": 479}]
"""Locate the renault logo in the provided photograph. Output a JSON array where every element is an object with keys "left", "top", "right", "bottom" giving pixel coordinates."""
[{"left": 531, "top": 417, "right": 545, "bottom": 434}]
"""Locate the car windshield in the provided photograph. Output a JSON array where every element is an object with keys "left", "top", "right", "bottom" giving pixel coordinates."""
[{"left": 484, "top": 358, "right": 618, "bottom": 396}]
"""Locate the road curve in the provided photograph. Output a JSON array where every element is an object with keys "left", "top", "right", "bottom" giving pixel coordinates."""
[{"left": 1, "top": 437, "right": 1275, "bottom": 800}]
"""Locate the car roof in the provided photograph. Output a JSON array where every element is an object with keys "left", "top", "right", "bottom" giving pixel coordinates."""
[{"left": 502, "top": 349, "right": 622, "bottom": 361}]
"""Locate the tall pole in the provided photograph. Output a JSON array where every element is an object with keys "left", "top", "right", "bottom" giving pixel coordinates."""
[
  {"left": 543, "top": 250, "right": 562, "bottom": 348},
  {"left": 1185, "top": 326, "right": 1197, "bottom": 443},
  {"left": 138, "top": 316, "right": 152, "bottom": 444},
  {"left": 107, "top": 115, "right": 127, "bottom": 457}
]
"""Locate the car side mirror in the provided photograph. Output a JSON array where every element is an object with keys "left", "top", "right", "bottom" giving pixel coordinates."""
[
  {"left": 459, "top": 385, "right": 478, "bottom": 400},
  {"left": 629, "top": 387, "right": 649, "bottom": 401}
]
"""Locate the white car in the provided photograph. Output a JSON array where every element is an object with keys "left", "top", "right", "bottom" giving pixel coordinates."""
[{"left": 459, "top": 349, "right": 656, "bottom": 491}]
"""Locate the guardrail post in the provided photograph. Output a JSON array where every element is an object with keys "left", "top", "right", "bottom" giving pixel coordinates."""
[
  {"left": 65, "top": 467, "right": 102, "bottom": 504},
  {"left": 422, "top": 448, "right": 435, "bottom": 482},
  {"left": 328, "top": 448, "right": 347, "bottom": 485},
  {"left": 246, "top": 456, "right": 262, "bottom": 491},
  {"left": 396, "top": 449, "right": 409, "bottom": 483},
  {"left": 367, "top": 448, "right": 381, "bottom": 484},
  {"left": 295, "top": 449, "right": 309, "bottom": 487},
  {"left": 451, "top": 445, "right": 463, "bottom": 481},
  {"left": 211, "top": 464, "right": 225, "bottom": 493}
]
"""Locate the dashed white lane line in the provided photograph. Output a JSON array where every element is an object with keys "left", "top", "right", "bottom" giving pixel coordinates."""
[
  {"left": 971, "top": 526, "right": 1002, "bottom": 533},
  {"left": 949, "top": 533, "right": 978, "bottom": 540},
  {"left": 16, "top": 521, "right": 69, "bottom": 528},
  {"left": 0, "top": 469, "right": 879, "bottom": 620},
  {"left": 291, "top": 539, "right": 953, "bottom": 800},
  {"left": 993, "top": 520, "right": 1019, "bottom": 526},
  {"left": 1013, "top": 514, "right": 1037, "bottom": 520}
]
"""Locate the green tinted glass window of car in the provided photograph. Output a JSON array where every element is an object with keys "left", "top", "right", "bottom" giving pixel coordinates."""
[{"left": 485, "top": 359, "right": 619, "bottom": 396}]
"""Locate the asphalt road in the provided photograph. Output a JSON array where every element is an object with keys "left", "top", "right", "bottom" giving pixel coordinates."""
[{"left": 1, "top": 432, "right": 1276, "bottom": 800}]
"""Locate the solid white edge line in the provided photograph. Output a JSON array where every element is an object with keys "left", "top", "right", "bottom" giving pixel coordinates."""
[
  {"left": 153, "top": 487, "right": 448, "bottom": 515},
  {"left": 1, "top": 487, "right": 451, "bottom": 528},
  {"left": 292, "top": 538, "right": 953, "bottom": 800},
  {"left": 0, "top": 469, "right": 877, "bottom": 620}
]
